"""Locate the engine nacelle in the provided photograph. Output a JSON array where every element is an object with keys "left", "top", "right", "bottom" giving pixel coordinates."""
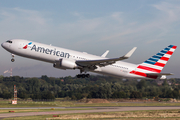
[{"left": 53, "top": 58, "right": 78, "bottom": 70}]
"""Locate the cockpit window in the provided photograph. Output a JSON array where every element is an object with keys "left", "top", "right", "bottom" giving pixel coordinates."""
[{"left": 6, "top": 40, "right": 12, "bottom": 43}]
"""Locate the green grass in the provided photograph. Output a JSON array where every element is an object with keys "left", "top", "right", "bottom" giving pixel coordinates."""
[
  {"left": 3, "top": 115, "right": 53, "bottom": 120},
  {"left": 1, "top": 100, "right": 180, "bottom": 108},
  {"left": 0, "top": 108, "right": 94, "bottom": 114},
  {"left": 69, "top": 102, "right": 180, "bottom": 107},
  {"left": 0, "top": 101, "right": 58, "bottom": 107}
]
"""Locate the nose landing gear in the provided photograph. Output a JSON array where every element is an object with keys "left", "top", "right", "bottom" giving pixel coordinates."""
[{"left": 11, "top": 54, "right": 15, "bottom": 62}]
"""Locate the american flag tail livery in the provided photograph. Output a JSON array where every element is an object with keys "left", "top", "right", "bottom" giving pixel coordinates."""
[{"left": 130, "top": 45, "right": 177, "bottom": 79}]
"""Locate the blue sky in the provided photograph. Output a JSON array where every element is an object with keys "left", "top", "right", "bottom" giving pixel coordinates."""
[{"left": 0, "top": 0, "right": 179, "bottom": 78}]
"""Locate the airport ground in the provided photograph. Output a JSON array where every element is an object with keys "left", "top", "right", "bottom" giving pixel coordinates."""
[
  {"left": 1, "top": 99, "right": 180, "bottom": 119},
  {"left": 2, "top": 107, "right": 180, "bottom": 120}
]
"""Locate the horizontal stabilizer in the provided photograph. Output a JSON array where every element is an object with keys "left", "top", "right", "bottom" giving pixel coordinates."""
[
  {"left": 145, "top": 73, "right": 173, "bottom": 79},
  {"left": 146, "top": 73, "right": 174, "bottom": 76}
]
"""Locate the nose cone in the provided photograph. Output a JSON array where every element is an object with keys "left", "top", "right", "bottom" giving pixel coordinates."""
[
  {"left": 1, "top": 42, "right": 4, "bottom": 48},
  {"left": 1, "top": 42, "right": 9, "bottom": 50},
  {"left": 1, "top": 41, "right": 13, "bottom": 52}
]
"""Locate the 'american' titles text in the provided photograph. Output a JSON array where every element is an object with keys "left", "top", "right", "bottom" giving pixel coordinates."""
[{"left": 31, "top": 44, "right": 70, "bottom": 58}]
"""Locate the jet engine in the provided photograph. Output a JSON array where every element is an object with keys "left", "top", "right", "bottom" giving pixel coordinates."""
[{"left": 53, "top": 58, "right": 78, "bottom": 70}]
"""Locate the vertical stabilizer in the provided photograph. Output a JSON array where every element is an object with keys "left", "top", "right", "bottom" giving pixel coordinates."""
[{"left": 130, "top": 45, "right": 177, "bottom": 79}]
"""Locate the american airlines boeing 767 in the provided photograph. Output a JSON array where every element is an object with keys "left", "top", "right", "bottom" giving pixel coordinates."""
[{"left": 1, "top": 39, "right": 177, "bottom": 79}]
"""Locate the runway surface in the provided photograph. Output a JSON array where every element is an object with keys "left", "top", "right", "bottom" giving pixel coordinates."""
[{"left": 1, "top": 106, "right": 180, "bottom": 119}]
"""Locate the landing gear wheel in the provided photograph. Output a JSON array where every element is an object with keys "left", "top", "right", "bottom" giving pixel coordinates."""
[
  {"left": 76, "top": 74, "right": 90, "bottom": 78},
  {"left": 85, "top": 74, "right": 90, "bottom": 78},
  {"left": 82, "top": 74, "right": 85, "bottom": 78},
  {"left": 11, "top": 59, "right": 15, "bottom": 62},
  {"left": 76, "top": 74, "right": 81, "bottom": 78},
  {"left": 11, "top": 54, "right": 15, "bottom": 62}
]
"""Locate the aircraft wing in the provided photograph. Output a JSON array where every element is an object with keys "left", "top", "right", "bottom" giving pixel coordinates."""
[{"left": 76, "top": 47, "right": 137, "bottom": 67}]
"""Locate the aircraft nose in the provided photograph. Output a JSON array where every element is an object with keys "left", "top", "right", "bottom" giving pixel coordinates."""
[
  {"left": 1, "top": 42, "right": 4, "bottom": 48},
  {"left": 1, "top": 42, "right": 7, "bottom": 49}
]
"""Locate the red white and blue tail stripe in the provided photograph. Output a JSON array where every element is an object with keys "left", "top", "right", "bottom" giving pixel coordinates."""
[{"left": 130, "top": 45, "right": 177, "bottom": 79}]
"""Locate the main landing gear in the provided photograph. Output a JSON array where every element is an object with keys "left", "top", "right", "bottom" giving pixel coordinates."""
[
  {"left": 76, "top": 69, "right": 90, "bottom": 78},
  {"left": 76, "top": 74, "right": 90, "bottom": 78},
  {"left": 11, "top": 54, "right": 15, "bottom": 62}
]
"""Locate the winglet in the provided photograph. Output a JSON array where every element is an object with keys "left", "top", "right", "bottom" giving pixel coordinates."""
[
  {"left": 101, "top": 50, "right": 109, "bottom": 57},
  {"left": 123, "top": 47, "right": 137, "bottom": 58}
]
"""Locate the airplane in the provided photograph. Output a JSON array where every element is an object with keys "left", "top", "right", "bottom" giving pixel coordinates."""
[{"left": 1, "top": 39, "right": 177, "bottom": 79}]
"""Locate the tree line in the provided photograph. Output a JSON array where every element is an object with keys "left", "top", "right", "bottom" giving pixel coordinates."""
[{"left": 0, "top": 75, "right": 180, "bottom": 100}]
